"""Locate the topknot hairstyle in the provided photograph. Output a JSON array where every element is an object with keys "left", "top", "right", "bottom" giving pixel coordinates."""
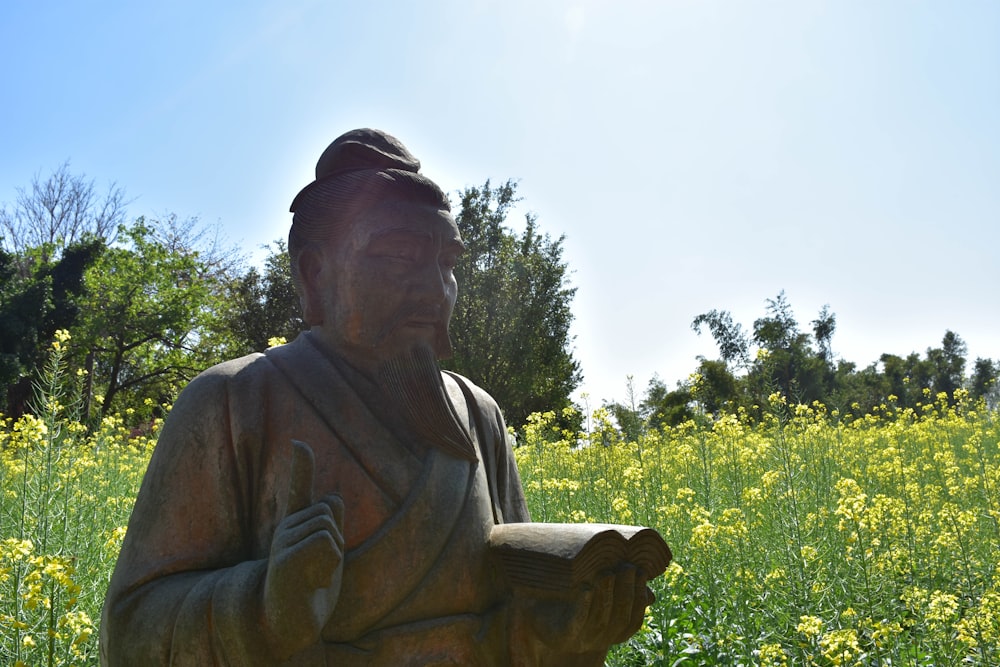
[
  {"left": 289, "top": 128, "right": 450, "bottom": 244},
  {"left": 287, "top": 129, "right": 451, "bottom": 300}
]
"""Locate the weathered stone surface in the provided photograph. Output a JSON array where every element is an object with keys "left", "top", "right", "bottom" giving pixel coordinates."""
[{"left": 100, "top": 129, "right": 666, "bottom": 665}]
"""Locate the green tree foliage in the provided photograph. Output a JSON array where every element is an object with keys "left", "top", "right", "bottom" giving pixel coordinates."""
[
  {"left": 0, "top": 164, "right": 121, "bottom": 417},
  {"left": 673, "top": 293, "right": 997, "bottom": 424},
  {"left": 970, "top": 358, "right": 1000, "bottom": 409},
  {"left": 1, "top": 162, "right": 251, "bottom": 424},
  {"left": 691, "top": 358, "right": 740, "bottom": 416},
  {"left": 70, "top": 218, "right": 233, "bottom": 421},
  {"left": 752, "top": 291, "right": 800, "bottom": 351},
  {"left": 747, "top": 291, "right": 833, "bottom": 407},
  {"left": 639, "top": 375, "right": 697, "bottom": 430},
  {"left": 610, "top": 361, "right": 736, "bottom": 437},
  {"left": 811, "top": 304, "right": 836, "bottom": 363},
  {"left": 221, "top": 240, "right": 305, "bottom": 357},
  {"left": 929, "top": 330, "right": 968, "bottom": 398},
  {"left": 605, "top": 376, "right": 646, "bottom": 442},
  {"left": 860, "top": 332, "right": 971, "bottom": 412},
  {"left": 691, "top": 292, "right": 829, "bottom": 418},
  {"left": 444, "top": 180, "right": 582, "bottom": 429},
  {"left": 0, "top": 240, "right": 104, "bottom": 413},
  {"left": 8, "top": 165, "right": 996, "bottom": 431},
  {"left": 691, "top": 310, "right": 750, "bottom": 369}
]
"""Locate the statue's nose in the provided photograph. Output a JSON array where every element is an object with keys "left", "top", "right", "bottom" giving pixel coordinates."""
[{"left": 411, "top": 260, "right": 449, "bottom": 306}]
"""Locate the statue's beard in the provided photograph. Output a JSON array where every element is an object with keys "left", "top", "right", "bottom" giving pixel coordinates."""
[
  {"left": 373, "top": 305, "right": 454, "bottom": 362},
  {"left": 376, "top": 344, "right": 478, "bottom": 462}
]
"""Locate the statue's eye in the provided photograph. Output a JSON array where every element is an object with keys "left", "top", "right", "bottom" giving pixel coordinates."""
[
  {"left": 388, "top": 247, "right": 417, "bottom": 261},
  {"left": 369, "top": 235, "right": 421, "bottom": 262},
  {"left": 439, "top": 240, "right": 465, "bottom": 272}
]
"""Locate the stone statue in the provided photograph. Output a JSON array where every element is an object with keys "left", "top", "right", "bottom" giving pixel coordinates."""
[{"left": 100, "top": 129, "right": 663, "bottom": 666}]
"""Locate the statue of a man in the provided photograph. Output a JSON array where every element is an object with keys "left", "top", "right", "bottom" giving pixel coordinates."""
[{"left": 100, "top": 129, "right": 652, "bottom": 665}]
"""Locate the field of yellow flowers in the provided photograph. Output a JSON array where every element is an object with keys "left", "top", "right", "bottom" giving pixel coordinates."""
[
  {"left": 2, "top": 334, "right": 999, "bottom": 665},
  {"left": 1, "top": 334, "right": 155, "bottom": 667},
  {"left": 519, "top": 395, "right": 1000, "bottom": 666}
]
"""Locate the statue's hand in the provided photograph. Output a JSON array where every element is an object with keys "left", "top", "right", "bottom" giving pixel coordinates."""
[
  {"left": 263, "top": 441, "right": 345, "bottom": 660},
  {"left": 512, "top": 564, "right": 654, "bottom": 666},
  {"left": 571, "top": 564, "right": 653, "bottom": 647}
]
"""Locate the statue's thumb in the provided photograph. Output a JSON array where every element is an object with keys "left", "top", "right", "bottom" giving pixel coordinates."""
[{"left": 287, "top": 439, "right": 316, "bottom": 515}]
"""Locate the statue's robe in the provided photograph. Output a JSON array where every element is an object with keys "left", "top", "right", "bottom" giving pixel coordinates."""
[{"left": 100, "top": 332, "right": 530, "bottom": 666}]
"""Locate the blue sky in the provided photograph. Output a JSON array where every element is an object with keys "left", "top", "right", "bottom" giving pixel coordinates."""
[{"left": 2, "top": 1, "right": 998, "bottom": 405}]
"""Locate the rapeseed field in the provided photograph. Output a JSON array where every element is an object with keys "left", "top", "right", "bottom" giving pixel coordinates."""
[
  {"left": 2, "top": 333, "right": 998, "bottom": 665},
  {"left": 519, "top": 395, "right": 1000, "bottom": 665}
]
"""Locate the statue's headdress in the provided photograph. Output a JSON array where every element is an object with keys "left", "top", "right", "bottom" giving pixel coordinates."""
[{"left": 289, "top": 129, "right": 450, "bottom": 245}]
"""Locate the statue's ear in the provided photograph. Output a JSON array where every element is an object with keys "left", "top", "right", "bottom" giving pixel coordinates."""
[{"left": 297, "top": 247, "right": 325, "bottom": 326}]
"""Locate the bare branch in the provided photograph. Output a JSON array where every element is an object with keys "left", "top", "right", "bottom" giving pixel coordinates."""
[{"left": 0, "top": 161, "right": 129, "bottom": 255}]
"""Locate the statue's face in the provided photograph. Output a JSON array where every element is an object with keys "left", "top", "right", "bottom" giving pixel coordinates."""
[{"left": 304, "top": 198, "right": 464, "bottom": 369}]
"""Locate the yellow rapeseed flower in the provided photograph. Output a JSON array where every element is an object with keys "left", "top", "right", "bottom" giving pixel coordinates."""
[
  {"left": 796, "top": 614, "right": 824, "bottom": 639},
  {"left": 758, "top": 642, "right": 788, "bottom": 667},
  {"left": 819, "top": 628, "right": 861, "bottom": 665}
]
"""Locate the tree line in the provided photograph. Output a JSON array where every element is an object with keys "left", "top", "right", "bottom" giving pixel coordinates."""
[
  {"left": 3, "top": 165, "right": 997, "bottom": 434},
  {"left": 1, "top": 166, "right": 579, "bottom": 429},
  {"left": 609, "top": 291, "right": 1000, "bottom": 437}
]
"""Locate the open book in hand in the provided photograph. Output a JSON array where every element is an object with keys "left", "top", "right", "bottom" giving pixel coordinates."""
[{"left": 489, "top": 523, "right": 672, "bottom": 593}]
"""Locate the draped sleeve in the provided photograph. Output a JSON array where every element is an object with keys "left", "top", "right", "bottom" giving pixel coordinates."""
[
  {"left": 99, "top": 355, "right": 323, "bottom": 666},
  {"left": 443, "top": 370, "right": 530, "bottom": 525}
]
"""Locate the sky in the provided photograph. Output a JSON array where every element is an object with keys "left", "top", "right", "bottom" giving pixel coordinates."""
[{"left": 2, "top": 1, "right": 998, "bottom": 406}]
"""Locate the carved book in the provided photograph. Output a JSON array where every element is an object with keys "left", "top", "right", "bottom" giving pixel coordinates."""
[{"left": 489, "top": 523, "right": 672, "bottom": 593}]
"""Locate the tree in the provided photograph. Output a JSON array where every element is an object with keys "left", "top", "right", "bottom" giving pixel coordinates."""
[
  {"left": 71, "top": 218, "right": 232, "bottom": 420},
  {"left": 692, "top": 293, "right": 835, "bottom": 413},
  {"left": 970, "top": 358, "right": 999, "bottom": 409},
  {"left": 691, "top": 358, "right": 739, "bottom": 416},
  {"left": 444, "top": 180, "right": 582, "bottom": 429},
  {"left": 222, "top": 240, "right": 305, "bottom": 357},
  {"left": 0, "top": 239, "right": 104, "bottom": 416},
  {"left": 605, "top": 376, "right": 645, "bottom": 442},
  {"left": 828, "top": 359, "right": 885, "bottom": 415},
  {"left": 682, "top": 292, "right": 994, "bottom": 419},
  {"left": 927, "top": 330, "right": 967, "bottom": 400},
  {"left": 605, "top": 373, "right": 702, "bottom": 437},
  {"left": 0, "top": 161, "right": 126, "bottom": 257},
  {"left": 752, "top": 291, "right": 799, "bottom": 352},
  {"left": 812, "top": 304, "right": 836, "bottom": 363},
  {"left": 640, "top": 374, "right": 697, "bottom": 429},
  {"left": 691, "top": 310, "right": 751, "bottom": 370},
  {"left": 0, "top": 163, "right": 127, "bottom": 416}
]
